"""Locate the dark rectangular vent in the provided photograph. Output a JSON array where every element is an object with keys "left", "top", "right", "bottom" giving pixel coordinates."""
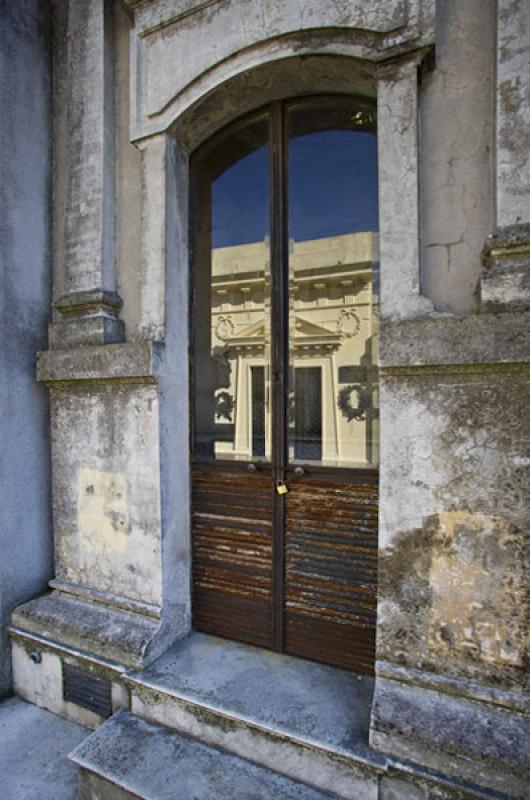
[{"left": 63, "top": 663, "right": 112, "bottom": 718}]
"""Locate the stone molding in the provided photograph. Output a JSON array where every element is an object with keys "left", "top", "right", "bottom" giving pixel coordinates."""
[
  {"left": 127, "top": 0, "right": 435, "bottom": 141},
  {"left": 54, "top": 289, "right": 123, "bottom": 318},
  {"left": 376, "top": 660, "right": 530, "bottom": 716},
  {"left": 379, "top": 309, "right": 530, "bottom": 369},
  {"left": 131, "top": 0, "right": 410, "bottom": 35},
  {"left": 48, "top": 579, "right": 162, "bottom": 621},
  {"left": 482, "top": 223, "right": 530, "bottom": 271},
  {"left": 370, "top": 676, "right": 530, "bottom": 798},
  {"left": 36, "top": 342, "right": 158, "bottom": 385},
  {"left": 11, "top": 592, "right": 166, "bottom": 670},
  {"left": 50, "top": 289, "right": 126, "bottom": 348},
  {"left": 481, "top": 223, "right": 530, "bottom": 310},
  {"left": 8, "top": 626, "right": 127, "bottom": 678}
]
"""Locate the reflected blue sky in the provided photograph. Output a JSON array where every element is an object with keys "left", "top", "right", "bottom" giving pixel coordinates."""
[{"left": 212, "top": 130, "right": 378, "bottom": 248}]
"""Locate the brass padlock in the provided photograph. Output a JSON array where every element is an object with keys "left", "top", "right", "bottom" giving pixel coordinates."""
[{"left": 276, "top": 480, "right": 288, "bottom": 495}]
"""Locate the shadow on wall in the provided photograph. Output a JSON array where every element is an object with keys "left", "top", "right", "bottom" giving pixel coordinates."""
[{"left": 0, "top": 0, "right": 53, "bottom": 696}]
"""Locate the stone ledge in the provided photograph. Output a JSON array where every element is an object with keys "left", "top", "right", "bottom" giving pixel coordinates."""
[
  {"left": 48, "top": 580, "right": 161, "bottom": 620},
  {"left": 482, "top": 223, "right": 530, "bottom": 272},
  {"left": 71, "top": 710, "right": 336, "bottom": 800},
  {"left": 379, "top": 309, "right": 530, "bottom": 369},
  {"left": 11, "top": 592, "right": 162, "bottom": 670},
  {"left": 8, "top": 626, "right": 127, "bottom": 677},
  {"left": 370, "top": 676, "right": 530, "bottom": 799},
  {"left": 376, "top": 660, "right": 530, "bottom": 716},
  {"left": 36, "top": 342, "right": 157, "bottom": 385}
]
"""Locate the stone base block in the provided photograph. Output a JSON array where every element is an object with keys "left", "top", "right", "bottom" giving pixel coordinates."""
[
  {"left": 10, "top": 635, "right": 127, "bottom": 730},
  {"left": 11, "top": 591, "right": 164, "bottom": 668},
  {"left": 370, "top": 674, "right": 530, "bottom": 800}
]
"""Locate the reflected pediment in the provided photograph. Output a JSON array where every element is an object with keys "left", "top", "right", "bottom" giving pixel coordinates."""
[{"left": 223, "top": 315, "right": 343, "bottom": 353}]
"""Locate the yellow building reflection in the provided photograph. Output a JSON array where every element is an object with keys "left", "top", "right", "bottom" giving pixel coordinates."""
[{"left": 208, "top": 231, "right": 379, "bottom": 467}]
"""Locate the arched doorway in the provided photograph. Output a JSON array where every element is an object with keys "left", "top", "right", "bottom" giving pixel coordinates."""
[{"left": 190, "top": 96, "right": 379, "bottom": 674}]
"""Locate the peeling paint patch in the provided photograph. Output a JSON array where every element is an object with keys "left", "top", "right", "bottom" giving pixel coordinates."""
[
  {"left": 78, "top": 467, "right": 130, "bottom": 557},
  {"left": 427, "top": 512, "right": 527, "bottom": 667}
]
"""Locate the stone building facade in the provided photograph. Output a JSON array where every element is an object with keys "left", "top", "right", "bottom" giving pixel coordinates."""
[{"left": 1, "top": 1, "right": 529, "bottom": 798}]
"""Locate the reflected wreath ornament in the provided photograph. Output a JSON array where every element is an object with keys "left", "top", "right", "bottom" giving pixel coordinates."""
[
  {"left": 214, "top": 391, "right": 235, "bottom": 421},
  {"left": 338, "top": 385, "right": 371, "bottom": 421}
]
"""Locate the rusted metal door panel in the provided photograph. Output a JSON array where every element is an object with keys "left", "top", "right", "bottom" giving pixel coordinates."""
[
  {"left": 192, "top": 464, "right": 274, "bottom": 648},
  {"left": 284, "top": 472, "right": 378, "bottom": 674}
]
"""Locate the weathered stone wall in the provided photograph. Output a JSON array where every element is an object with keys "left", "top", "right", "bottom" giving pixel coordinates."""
[
  {"left": 0, "top": 0, "right": 52, "bottom": 697},
  {"left": 378, "top": 364, "right": 530, "bottom": 685},
  {"left": 9, "top": 1, "right": 529, "bottom": 796},
  {"left": 372, "top": 312, "right": 530, "bottom": 794}
]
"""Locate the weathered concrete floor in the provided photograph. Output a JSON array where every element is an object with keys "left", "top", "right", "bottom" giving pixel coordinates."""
[{"left": 0, "top": 695, "right": 88, "bottom": 800}]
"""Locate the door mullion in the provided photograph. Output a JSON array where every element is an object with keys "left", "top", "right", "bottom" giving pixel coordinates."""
[{"left": 270, "top": 102, "right": 288, "bottom": 652}]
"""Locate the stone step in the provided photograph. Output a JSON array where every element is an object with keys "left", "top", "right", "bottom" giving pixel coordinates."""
[
  {"left": 123, "top": 633, "right": 386, "bottom": 800},
  {"left": 70, "top": 709, "right": 337, "bottom": 800}
]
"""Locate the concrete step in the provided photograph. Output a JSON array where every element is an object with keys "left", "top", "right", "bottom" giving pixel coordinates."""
[
  {"left": 124, "top": 633, "right": 386, "bottom": 800},
  {"left": 70, "top": 709, "right": 338, "bottom": 800}
]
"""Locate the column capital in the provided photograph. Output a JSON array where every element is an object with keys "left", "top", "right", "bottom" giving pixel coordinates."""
[
  {"left": 50, "top": 289, "right": 125, "bottom": 349},
  {"left": 481, "top": 223, "right": 530, "bottom": 310},
  {"left": 375, "top": 45, "right": 434, "bottom": 81}
]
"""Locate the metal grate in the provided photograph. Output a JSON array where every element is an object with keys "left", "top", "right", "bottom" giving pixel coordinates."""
[{"left": 62, "top": 663, "right": 112, "bottom": 718}]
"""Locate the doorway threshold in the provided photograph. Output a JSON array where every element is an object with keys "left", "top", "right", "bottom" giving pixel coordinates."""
[{"left": 125, "top": 633, "right": 386, "bottom": 775}]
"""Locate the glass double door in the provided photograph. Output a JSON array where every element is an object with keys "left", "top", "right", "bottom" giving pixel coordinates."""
[{"left": 191, "top": 97, "right": 379, "bottom": 674}]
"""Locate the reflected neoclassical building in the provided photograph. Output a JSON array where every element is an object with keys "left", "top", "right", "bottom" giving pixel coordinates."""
[{"left": 199, "top": 231, "right": 379, "bottom": 467}]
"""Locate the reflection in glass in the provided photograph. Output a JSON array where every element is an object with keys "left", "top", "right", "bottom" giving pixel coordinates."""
[
  {"left": 251, "top": 366, "right": 266, "bottom": 457},
  {"left": 294, "top": 367, "right": 322, "bottom": 461},
  {"left": 192, "top": 115, "right": 271, "bottom": 460},
  {"left": 192, "top": 98, "right": 379, "bottom": 469},
  {"left": 287, "top": 99, "right": 379, "bottom": 467}
]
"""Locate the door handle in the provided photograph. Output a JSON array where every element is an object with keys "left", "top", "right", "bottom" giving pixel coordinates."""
[
  {"left": 293, "top": 466, "right": 305, "bottom": 477},
  {"left": 247, "top": 463, "right": 258, "bottom": 473}
]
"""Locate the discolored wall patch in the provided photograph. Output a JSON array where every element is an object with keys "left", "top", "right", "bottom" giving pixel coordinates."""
[
  {"left": 427, "top": 511, "right": 528, "bottom": 668},
  {"left": 78, "top": 467, "right": 130, "bottom": 558}
]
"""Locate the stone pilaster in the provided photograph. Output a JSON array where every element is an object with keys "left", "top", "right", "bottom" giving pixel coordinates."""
[
  {"left": 377, "top": 53, "right": 434, "bottom": 321},
  {"left": 136, "top": 135, "right": 169, "bottom": 342},
  {"left": 481, "top": 0, "right": 530, "bottom": 309},
  {"left": 51, "top": 0, "right": 124, "bottom": 347}
]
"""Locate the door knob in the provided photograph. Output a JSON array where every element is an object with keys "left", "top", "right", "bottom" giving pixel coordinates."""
[
  {"left": 247, "top": 463, "right": 257, "bottom": 473},
  {"left": 293, "top": 466, "right": 305, "bottom": 477}
]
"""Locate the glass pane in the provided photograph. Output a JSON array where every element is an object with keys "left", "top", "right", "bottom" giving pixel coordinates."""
[
  {"left": 287, "top": 98, "right": 379, "bottom": 467},
  {"left": 192, "top": 115, "right": 271, "bottom": 461}
]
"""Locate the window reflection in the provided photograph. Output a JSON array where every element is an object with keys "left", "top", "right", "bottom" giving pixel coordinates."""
[
  {"left": 285, "top": 232, "right": 379, "bottom": 467},
  {"left": 287, "top": 99, "right": 379, "bottom": 467},
  {"left": 199, "top": 231, "right": 379, "bottom": 466},
  {"left": 192, "top": 99, "right": 379, "bottom": 468},
  {"left": 192, "top": 115, "right": 271, "bottom": 461}
]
